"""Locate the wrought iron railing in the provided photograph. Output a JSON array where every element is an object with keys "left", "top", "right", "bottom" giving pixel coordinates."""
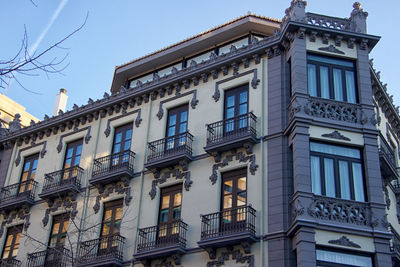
[
  {"left": 78, "top": 234, "right": 125, "bottom": 264},
  {"left": 136, "top": 220, "right": 188, "bottom": 253},
  {"left": 379, "top": 134, "right": 397, "bottom": 169},
  {"left": 92, "top": 150, "right": 135, "bottom": 178},
  {"left": 146, "top": 132, "right": 193, "bottom": 163},
  {"left": 304, "top": 97, "right": 360, "bottom": 123},
  {"left": 390, "top": 224, "right": 400, "bottom": 257},
  {"left": 26, "top": 247, "right": 70, "bottom": 267},
  {"left": 306, "top": 12, "right": 350, "bottom": 31},
  {"left": 0, "top": 258, "right": 21, "bottom": 267},
  {"left": 0, "top": 180, "right": 38, "bottom": 203},
  {"left": 42, "top": 166, "right": 83, "bottom": 193},
  {"left": 200, "top": 205, "right": 256, "bottom": 240},
  {"left": 308, "top": 195, "right": 370, "bottom": 226},
  {"left": 206, "top": 112, "right": 257, "bottom": 146}
]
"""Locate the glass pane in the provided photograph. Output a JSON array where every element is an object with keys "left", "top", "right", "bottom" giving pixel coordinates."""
[
  {"left": 66, "top": 148, "right": 73, "bottom": 159},
  {"left": 114, "top": 132, "right": 122, "bottom": 144},
  {"left": 23, "top": 161, "right": 31, "bottom": 171},
  {"left": 352, "top": 163, "right": 365, "bottom": 201},
  {"left": 161, "top": 195, "right": 170, "bottom": 209},
  {"left": 311, "top": 156, "right": 322, "bottom": 195},
  {"left": 126, "top": 129, "right": 133, "bottom": 139},
  {"left": 239, "top": 92, "right": 248, "bottom": 104},
  {"left": 102, "top": 224, "right": 110, "bottom": 236},
  {"left": 237, "top": 191, "right": 246, "bottom": 206},
  {"left": 32, "top": 159, "right": 38, "bottom": 170},
  {"left": 316, "top": 249, "right": 372, "bottom": 267},
  {"left": 226, "top": 108, "right": 234, "bottom": 119},
  {"left": 180, "top": 111, "right": 188, "bottom": 122},
  {"left": 345, "top": 70, "right": 356, "bottom": 103},
  {"left": 224, "top": 180, "right": 233, "bottom": 194},
  {"left": 76, "top": 145, "right": 82, "bottom": 156},
  {"left": 113, "top": 144, "right": 121, "bottom": 154},
  {"left": 238, "top": 177, "right": 246, "bottom": 191},
  {"left": 3, "top": 248, "right": 9, "bottom": 259},
  {"left": 239, "top": 104, "right": 247, "bottom": 115},
  {"left": 115, "top": 207, "right": 123, "bottom": 220},
  {"left": 227, "top": 95, "right": 235, "bottom": 107},
  {"left": 307, "top": 55, "right": 354, "bottom": 68},
  {"left": 169, "top": 114, "right": 176, "bottom": 126},
  {"left": 160, "top": 209, "right": 169, "bottom": 223},
  {"left": 72, "top": 155, "right": 81, "bottom": 167},
  {"left": 104, "top": 210, "right": 112, "bottom": 221},
  {"left": 174, "top": 193, "right": 182, "bottom": 206},
  {"left": 333, "top": 68, "right": 343, "bottom": 101},
  {"left": 168, "top": 126, "right": 176, "bottom": 137},
  {"left": 5, "top": 235, "right": 13, "bottom": 246},
  {"left": 179, "top": 122, "right": 187, "bottom": 133},
  {"left": 308, "top": 64, "right": 317, "bottom": 97},
  {"left": 320, "top": 66, "right": 330, "bottom": 99},
  {"left": 52, "top": 223, "right": 60, "bottom": 234},
  {"left": 324, "top": 158, "right": 335, "bottom": 198},
  {"left": 339, "top": 160, "right": 351, "bottom": 200},
  {"left": 310, "top": 142, "right": 360, "bottom": 159},
  {"left": 223, "top": 195, "right": 232, "bottom": 209},
  {"left": 64, "top": 159, "right": 71, "bottom": 169},
  {"left": 123, "top": 141, "right": 131, "bottom": 151},
  {"left": 173, "top": 207, "right": 181, "bottom": 219}
]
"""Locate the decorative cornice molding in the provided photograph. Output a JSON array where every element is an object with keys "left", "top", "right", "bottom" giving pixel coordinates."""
[
  {"left": 56, "top": 126, "right": 92, "bottom": 153},
  {"left": 328, "top": 236, "right": 361, "bottom": 248},
  {"left": 318, "top": 44, "right": 345, "bottom": 55},
  {"left": 0, "top": 207, "right": 31, "bottom": 238},
  {"left": 93, "top": 179, "right": 132, "bottom": 214},
  {"left": 42, "top": 196, "right": 78, "bottom": 227},
  {"left": 156, "top": 90, "right": 198, "bottom": 120},
  {"left": 321, "top": 130, "right": 351, "bottom": 141},
  {"left": 149, "top": 168, "right": 192, "bottom": 200},
  {"left": 104, "top": 109, "right": 141, "bottom": 138},
  {"left": 15, "top": 141, "right": 47, "bottom": 167}
]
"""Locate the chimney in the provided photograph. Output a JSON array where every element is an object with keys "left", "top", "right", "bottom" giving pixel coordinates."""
[{"left": 53, "top": 88, "right": 68, "bottom": 116}]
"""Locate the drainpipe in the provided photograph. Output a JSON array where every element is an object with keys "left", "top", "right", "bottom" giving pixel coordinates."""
[
  {"left": 259, "top": 58, "right": 266, "bottom": 267},
  {"left": 132, "top": 98, "right": 152, "bottom": 262}
]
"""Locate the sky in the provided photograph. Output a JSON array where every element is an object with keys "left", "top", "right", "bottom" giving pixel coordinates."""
[{"left": 2, "top": 0, "right": 399, "bottom": 120}]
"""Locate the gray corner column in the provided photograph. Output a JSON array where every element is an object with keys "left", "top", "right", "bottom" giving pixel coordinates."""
[{"left": 293, "top": 227, "right": 316, "bottom": 267}]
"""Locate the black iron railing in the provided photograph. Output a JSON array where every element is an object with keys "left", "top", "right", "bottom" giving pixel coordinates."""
[
  {"left": 0, "top": 258, "right": 21, "bottom": 267},
  {"left": 42, "top": 166, "right": 83, "bottom": 193},
  {"left": 136, "top": 220, "right": 188, "bottom": 253},
  {"left": 379, "top": 134, "right": 397, "bottom": 168},
  {"left": 0, "top": 180, "right": 37, "bottom": 203},
  {"left": 78, "top": 234, "right": 125, "bottom": 264},
  {"left": 92, "top": 150, "right": 135, "bottom": 178},
  {"left": 206, "top": 113, "right": 257, "bottom": 145},
  {"left": 147, "top": 132, "right": 193, "bottom": 163},
  {"left": 26, "top": 247, "right": 70, "bottom": 267},
  {"left": 200, "top": 205, "right": 256, "bottom": 240}
]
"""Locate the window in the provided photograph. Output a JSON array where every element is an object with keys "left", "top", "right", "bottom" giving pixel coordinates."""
[
  {"left": 2, "top": 225, "right": 22, "bottom": 260},
  {"left": 222, "top": 168, "right": 247, "bottom": 224},
  {"left": 100, "top": 199, "right": 123, "bottom": 251},
  {"left": 63, "top": 139, "right": 83, "bottom": 180},
  {"left": 307, "top": 54, "right": 357, "bottom": 103},
  {"left": 49, "top": 213, "right": 70, "bottom": 248},
  {"left": 158, "top": 184, "right": 182, "bottom": 237},
  {"left": 112, "top": 124, "right": 132, "bottom": 166},
  {"left": 19, "top": 154, "right": 39, "bottom": 193},
  {"left": 224, "top": 85, "right": 249, "bottom": 134},
  {"left": 166, "top": 105, "right": 188, "bottom": 150},
  {"left": 310, "top": 142, "right": 365, "bottom": 202},
  {"left": 316, "top": 248, "right": 372, "bottom": 267}
]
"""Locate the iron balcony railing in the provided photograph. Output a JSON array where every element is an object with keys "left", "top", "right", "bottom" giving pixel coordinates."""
[
  {"left": 146, "top": 132, "right": 193, "bottom": 163},
  {"left": 0, "top": 180, "right": 37, "bottom": 203},
  {"left": 26, "top": 247, "right": 70, "bottom": 267},
  {"left": 0, "top": 258, "right": 21, "bottom": 267},
  {"left": 200, "top": 205, "right": 256, "bottom": 240},
  {"left": 42, "top": 166, "right": 83, "bottom": 194},
  {"left": 136, "top": 220, "right": 188, "bottom": 253},
  {"left": 92, "top": 150, "right": 135, "bottom": 178},
  {"left": 206, "top": 112, "right": 257, "bottom": 146},
  {"left": 379, "top": 134, "right": 397, "bottom": 169},
  {"left": 78, "top": 234, "right": 125, "bottom": 264}
]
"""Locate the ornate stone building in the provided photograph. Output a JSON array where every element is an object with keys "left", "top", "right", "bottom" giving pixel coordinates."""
[{"left": 0, "top": 1, "right": 399, "bottom": 266}]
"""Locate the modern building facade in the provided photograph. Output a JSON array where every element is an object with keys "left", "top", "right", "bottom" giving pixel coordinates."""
[{"left": 0, "top": 1, "right": 399, "bottom": 266}]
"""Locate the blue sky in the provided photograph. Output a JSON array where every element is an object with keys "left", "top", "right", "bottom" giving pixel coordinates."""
[{"left": 2, "top": 0, "right": 399, "bottom": 119}]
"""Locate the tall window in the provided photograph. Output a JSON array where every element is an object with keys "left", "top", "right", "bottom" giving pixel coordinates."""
[
  {"left": 166, "top": 105, "right": 188, "bottom": 150},
  {"left": 224, "top": 85, "right": 249, "bottom": 133},
  {"left": 19, "top": 154, "right": 39, "bottom": 193},
  {"left": 63, "top": 139, "right": 83, "bottom": 180},
  {"left": 49, "top": 213, "right": 70, "bottom": 248},
  {"left": 100, "top": 199, "right": 123, "bottom": 251},
  {"left": 310, "top": 142, "right": 365, "bottom": 201},
  {"left": 307, "top": 54, "right": 357, "bottom": 103},
  {"left": 158, "top": 184, "right": 182, "bottom": 237},
  {"left": 316, "top": 249, "right": 372, "bottom": 267},
  {"left": 222, "top": 168, "right": 247, "bottom": 224},
  {"left": 2, "top": 225, "right": 22, "bottom": 260},
  {"left": 112, "top": 124, "right": 132, "bottom": 166}
]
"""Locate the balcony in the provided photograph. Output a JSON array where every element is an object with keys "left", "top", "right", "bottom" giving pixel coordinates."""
[
  {"left": 0, "top": 259, "right": 21, "bottom": 267},
  {"left": 39, "top": 166, "right": 83, "bottom": 200},
  {"left": 90, "top": 150, "right": 135, "bottom": 186},
  {"left": 77, "top": 234, "right": 125, "bottom": 267},
  {"left": 145, "top": 132, "right": 193, "bottom": 173},
  {"left": 198, "top": 205, "right": 256, "bottom": 255},
  {"left": 204, "top": 113, "right": 258, "bottom": 158},
  {"left": 379, "top": 135, "right": 399, "bottom": 182},
  {"left": 26, "top": 247, "right": 70, "bottom": 267},
  {"left": 0, "top": 180, "right": 37, "bottom": 212},
  {"left": 134, "top": 220, "right": 187, "bottom": 265}
]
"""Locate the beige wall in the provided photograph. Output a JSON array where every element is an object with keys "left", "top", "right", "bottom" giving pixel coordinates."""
[{"left": 0, "top": 93, "right": 39, "bottom": 128}]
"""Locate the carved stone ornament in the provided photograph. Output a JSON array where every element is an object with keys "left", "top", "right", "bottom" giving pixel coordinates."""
[
  {"left": 15, "top": 141, "right": 47, "bottom": 167},
  {"left": 8, "top": 114, "right": 22, "bottom": 133},
  {"left": 57, "top": 126, "right": 92, "bottom": 153},
  {"left": 0, "top": 207, "right": 31, "bottom": 238},
  {"left": 42, "top": 197, "right": 78, "bottom": 227},
  {"left": 318, "top": 44, "right": 345, "bottom": 55},
  {"left": 149, "top": 168, "right": 192, "bottom": 200},
  {"left": 207, "top": 247, "right": 254, "bottom": 267},
  {"left": 210, "top": 150, "right": 258, "bottom": 185},
  {"left": 291, "top": 199, "right": 305, "bottom": 221},
  {"left": 328, "top": 236, "right": 361, "bottom": 248},
  {"left": 156, "top": 90, "right": 198, "bottom": 120},
  {"left": 321, "top": 130, "right": 351, "bottom": 141},
  {"left": 93, "top": 180, "right": 132, "bottom": 214}
]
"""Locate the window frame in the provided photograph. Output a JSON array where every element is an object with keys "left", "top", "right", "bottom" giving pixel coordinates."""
[
  {"left": 112, "top": 123, "right": 133, "bottom": 155},
  {"left": 221, "top": 168, "right": 247, "bottom": 212},
  {"left": 316, "top": 247, "right": 373, "bottom": 267},
  {"left": 63, "top": 139, "right": 83, "bottom": 169},
  {"left": 19, "top": 153, "right": 39, "bottom": 193},
  {"left": 1, "top": 225, "right": 23, "bottom": 260},
  {"left": 101, "top": 199, "right": 123, "bottom": 238},
  {"left": 48, "top": 213, "right": 70, "bottom": 248},
  {"left": 307, "top": 54, "right": 358, "bottom": 103},
  {"left": 158, "top": 184, "right": 183, "bottom": 226}
]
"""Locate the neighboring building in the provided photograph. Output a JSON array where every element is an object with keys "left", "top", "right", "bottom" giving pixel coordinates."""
[
  {"left": 0, "top": 1, "right": 399, "bottom": 267},
  {"left": 0, "top": 93, "right": 39, "bottom": 128}
]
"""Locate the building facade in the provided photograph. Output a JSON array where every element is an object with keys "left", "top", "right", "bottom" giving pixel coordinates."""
[{"left": 0, "top": 1, "right": 399, "bottom": 266}]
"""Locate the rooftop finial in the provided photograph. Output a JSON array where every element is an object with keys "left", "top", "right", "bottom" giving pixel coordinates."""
[
  {"left": 350, "top": 2, "right": 368, "bottom": 33},
  {"left": 353, "top": 2, "right": 361, "bottom": 10},
  {"left": 282, "top": 0, "right": 307, "bottom": 29}
]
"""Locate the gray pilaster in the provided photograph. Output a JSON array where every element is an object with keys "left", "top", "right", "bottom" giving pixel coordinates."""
[{"left": 293, "top": 227, "right": 316, "bottom": 267}]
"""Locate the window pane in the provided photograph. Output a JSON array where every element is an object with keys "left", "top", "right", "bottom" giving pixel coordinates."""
[
  {"left": 168, "top": 126, "right": 176, "bottom": 137},
  {"left": 237, "top": 191, "right": 246, "bottom": 206},
  {"left": 179, "top": 122, "right": 187, "bottom": 133},
  {"left": 227, "top": 96, "right": 235, "bottom": 107},
  {"left": 308, "top": 64, "right": 317, "bottom": 97},
  {"left": 113, "top": 144, "right": 121, "bottom": 154},
  {"left": 352, "top": 163, "right": 365, "bottom": 201},
  {"left": 180, "top": 111, "right": 188, "bottom": 122},
  {"left": 345, "top": 70, "right": 356, "bottom": 103},
  {"left": 239, "top": 92, "right": 248, "bottom": 104},
  {"left": 311, "top": 156, "right": 322, "bottom": 195},
  {"left": 224, "top": 180, "right": 233, "bottom": 194},
  {"left": 172, "top": 207, "right": 181, "bottom": 219},
  {"left": 160, "top": 210, "right": 168, "bottom": 223},
  {"left": 161, "top": 195, "right": 170, "bottom": 209},
  {"left": 174, "top": 193, "right": 182, "bottom": 207},
  {"left": 333, "top": 68, "right": 343, "bottom": 101},
  {"left": 320, "top": 66, "right": 330, "bottom": 99},
  {"left": 169, "top": 115, "right": 176, "bottom": 126},
  {"left": 307, "top": 54, "right": 354, "bottom": 68},
  {"left": 324, "top": 158, "right": 335, "bottom": 198},
  {"left": 339, "top": 160, "right": 351, "bottom": 200},
  {"left": 316, "top": 249, "right": 372, "bottom": 267},
  {"left": 223, "top": 195, "right": 232, "bottom": 209},
  {"left": 310, "top": 142, "right": 360, "bottom": 159},
  {"left": 237, "top": 177, "right": 246, "bottom": 191},
  {"left": 239, "top": 104, "right": 247, "bottom": 115},
  {"left": 226, "top": 107, "right": 234, "bottom": 119}
]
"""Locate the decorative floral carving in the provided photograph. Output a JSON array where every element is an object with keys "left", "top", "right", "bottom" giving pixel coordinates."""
[
  {"left": 57, "top": 126, "right": 92, "bottom": 153},
  {"left": 93, "top": 181, "right": 132, "bottom": 214},
  {"left": 306, "top": 13, "right": 350, "bottom": 30},
  {"left": 156, "top": 90, "right": 199, "bottom": 120},
  {"left": 104, "top": 121, "right": 111, "bottom": 137},
  {"left": 318, "top": 45, "right": 345, "bottom": 55},
  {"left": 85, "top": 126, "right": 92, "bottom": 144},
  {"left": 0, "top": 207, "right": 31, "bottom": 237},
  {"left": 328, "top": 236, "right": 361, "bottom": 248},
  {"left": 207, "top": 248, "right": 254, "bottom": 267},
  {"left": 321, "top": 130, "right": 351, "bottom": 141},
  {"left": 149, "top": 168, "right": 192, "bottom": 200},
  {"left": 291, "top": 199, "right": 305, "bottom": 221},
  {"left": 304, "top": 97, "right": 359, "bottom": 123},
  {"left": 9, "top": 114, "right": 22, "bottom": 133}
]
